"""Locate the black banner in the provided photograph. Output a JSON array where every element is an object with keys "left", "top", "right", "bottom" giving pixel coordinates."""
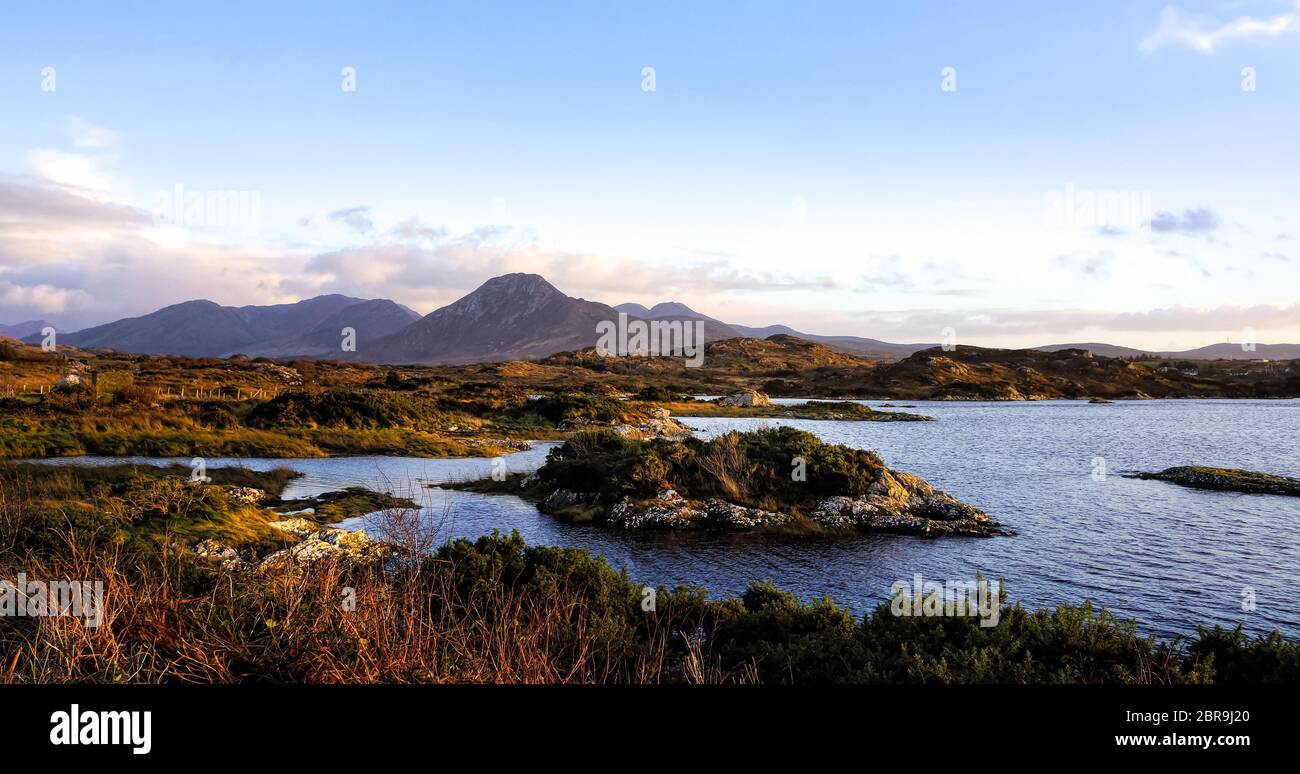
[{"left": 7, "top": 684, "right": 1285, "bottom": 761}]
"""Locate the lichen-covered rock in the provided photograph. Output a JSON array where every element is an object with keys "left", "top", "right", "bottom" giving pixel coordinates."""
[
  {"left": 192, "top": 538, "right": 242, "bottom": 570},
  {"left": 225, "top": 486, "right": 265, "bottom": 505},
  {"left": 809, "top": 485, "right": 1005, "bottom": 536},
  {"left": 607, "top": 496, "right": 697, "bottom": 529},
  {"left": 699, "top": 498, "right": 790, "bottom": 529},
  {"left": 258, "top": 525, "right": 388, "bottom": 570},
  {"left": 267, "top": 517, "right": 319, "bottom": 538},
  {"left": 563, "top": 406, "right": 692, "bottom": 440},
  {"left": 602, "top": 494, "right": 791, "bottom": 530},
  {"left": 53, "top": 372, "right": 83, "bottom": 392}
]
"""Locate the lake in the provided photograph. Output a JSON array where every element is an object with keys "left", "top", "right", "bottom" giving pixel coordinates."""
[{"left": 36, "top": 398, "right": 1300, "bottom": 639}]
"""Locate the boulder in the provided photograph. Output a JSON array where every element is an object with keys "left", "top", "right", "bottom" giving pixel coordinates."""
[{"left": 721, "top": 390, "right": 772, "bottom": 407}]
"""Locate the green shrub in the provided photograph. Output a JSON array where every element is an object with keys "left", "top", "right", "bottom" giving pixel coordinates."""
[
  {"left": 522, "top": 393, "right": 639, "bottom": 424},
  {"left": 634, "top": 385, "right": 685, "bottom": 402},
  {"left": 538, "top": 426, "right": 885, "bottom": 512},
  {"left": 247, "top": 389, "right": 450, "bottom": 432}
]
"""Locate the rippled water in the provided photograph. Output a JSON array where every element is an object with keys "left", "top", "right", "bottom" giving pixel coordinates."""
[{"left": 38, "top": 398, "right": 1300, "bottom": 639}]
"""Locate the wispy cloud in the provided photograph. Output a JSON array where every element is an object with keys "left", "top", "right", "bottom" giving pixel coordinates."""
[
  {"left": 0, "top": 177, "right": 148, "bottom": 230},
  {"left": 327, "top": 205, "right": 375, "bottom": 235},
  {"left": 1057, "top": 251, "right": 1115, "bottom": 278},
  {"left": 1149, "top": 208, "right": 1221, "bottom": 234},
  {"left": 1140, "top": 2, "right": 1300, "bottom": 53}
]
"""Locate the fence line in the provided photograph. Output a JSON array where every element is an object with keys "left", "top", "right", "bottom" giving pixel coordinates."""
[{"left": 2, "top": 383, "right": 283, "bottom": 400}]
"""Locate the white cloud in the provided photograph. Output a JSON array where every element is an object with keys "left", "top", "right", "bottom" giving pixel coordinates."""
[
  {"left": 0, "top": 281, "right": 92, "bottom": 315},
  {"left": 0, "top": 174, "right": 304, "bottom": 328},
  {"left": 1140, "top": 3, "right": 1300, "bottom": 53},
  {"left": 63, "top": 117, "right": 118, "bottom": 149},
  {"left": 27, "top": 148, "right": 114, "bottom": 191},
  {"left": 851, "top": 304, "right": 1300, "bottom": 340}
]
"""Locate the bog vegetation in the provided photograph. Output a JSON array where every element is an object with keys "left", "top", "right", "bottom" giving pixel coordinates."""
[
  {"left": 536, "top": 426, "right": 887, "bottom": 515},
  {"left": 2, "top": 462, "right": 1297, "bottom": 684}
]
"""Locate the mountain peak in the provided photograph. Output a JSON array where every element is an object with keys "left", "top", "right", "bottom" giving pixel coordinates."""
[
  {"left": 477, "top": 273, "right": 558, "bottom": 294},
  {"left": 366, "top": 273, "right": 619, "bottom": 364}
]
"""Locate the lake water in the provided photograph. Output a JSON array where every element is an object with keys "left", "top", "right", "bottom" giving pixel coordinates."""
[{"left": 36, "top": 398, "right": 1300, "bottom": 639}]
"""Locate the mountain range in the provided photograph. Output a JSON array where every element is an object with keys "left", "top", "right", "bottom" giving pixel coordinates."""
[
  {"left": 14, "top": 273, "right": 1300, "bottom": 363},
  {"left": 36, "top": 295, "right": 419, "bottom": 358}
]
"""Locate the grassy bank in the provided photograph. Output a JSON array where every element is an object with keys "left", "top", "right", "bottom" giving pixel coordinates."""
[{"left": 0, "top": 387, "right": 581, "bottom": 459}]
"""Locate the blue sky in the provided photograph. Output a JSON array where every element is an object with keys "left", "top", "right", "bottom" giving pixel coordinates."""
[{"left": 1, "top": 0, "right": 1298, "bottom": 349}]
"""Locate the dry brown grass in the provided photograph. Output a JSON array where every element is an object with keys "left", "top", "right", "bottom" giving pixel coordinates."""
[
  {"left": 699, "top": 432, "right": 752, "bottom": 501},
  {"left": 0, "top": 471, "right": 714, "bottom": 683}
]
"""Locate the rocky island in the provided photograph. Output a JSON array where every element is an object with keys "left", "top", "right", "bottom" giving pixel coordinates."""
[
  {"left": 1127, "top": 466, "right": 1300, "bottom": 497},
  {"left": 458, "top": 426, "right": 1008, "bottom": 537}
]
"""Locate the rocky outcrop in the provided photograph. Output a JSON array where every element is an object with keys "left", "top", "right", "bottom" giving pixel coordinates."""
[
  {"left": 807, "top": 468, "right": 1007, "bottom": 536},
  {"left": 613, "top": 407, "right": 692, "bottom": 439},
  {"left": 721, "top": 390, "right": 771, "bottom": 407},
  {"left": 1127, "top": 466, "right": 1300, "bottom": 497},
  {"left": 258, "top": 518, "right": 389, "bottom": 569},
  {"left": 539, "top": 471, "right": 1006, "bottom": 537},
  {"left": 186, "top": 517, "right": 390, "bottom": 573}
]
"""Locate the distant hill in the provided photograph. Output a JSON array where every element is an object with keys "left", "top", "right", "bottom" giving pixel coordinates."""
[
  {"left": 612, "top": 303, "right": 929, "bottom": 358},
  {"left": 245, "top": 299, "right": 421, "bottom": 358},
  {"left": 1035, "top": 342, "right": 1300, "bottom": 360},
  {"left": 1034, "top": 342, "right": 1153, "bottom": 359},
  {"left": 0, "top": 320, "right": 58, "bottom": 340},
  {"left": 721, "top": 324, "right": 933, "bottom": 359},
  {"left": 1160, "top": 342, "right": 1300, "bottom": 360}
]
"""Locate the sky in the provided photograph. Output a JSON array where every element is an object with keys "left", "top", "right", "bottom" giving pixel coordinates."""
[{"left": 1, "top": 0, "right": 1298, "bottom": 350}]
